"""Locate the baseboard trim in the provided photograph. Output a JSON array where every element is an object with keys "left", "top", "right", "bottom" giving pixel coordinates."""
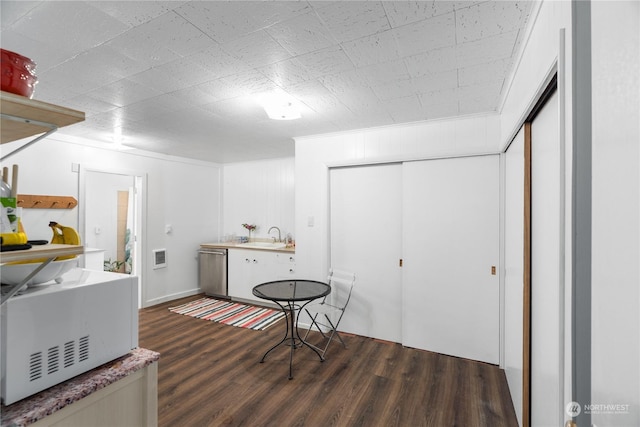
[{"left": 144, "top": 288, "right": 202, "bottom": 307}]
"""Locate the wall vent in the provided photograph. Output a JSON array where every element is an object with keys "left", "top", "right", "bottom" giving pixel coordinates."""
[{"left": 152, "top": 248, "right": 167, "bottom": 269}]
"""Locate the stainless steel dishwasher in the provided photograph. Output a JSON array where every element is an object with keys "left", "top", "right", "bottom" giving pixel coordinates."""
[{"left": 198, "top": 248, "right": 228, "bottom": 298}]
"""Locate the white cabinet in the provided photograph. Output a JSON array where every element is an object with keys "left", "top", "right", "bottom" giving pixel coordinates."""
[
  {"left": 82, "top": 248, "right": 105, "bottom": 270},
  {"left": 275, "top": 252, "right": 296, "bottom": 278},
  {"left": 30, "top": 362, "right": 157, "bottom": 427},
  {"left": 228, "top": 249, "right": 272, "bottom": 302},
  {"left": 228, "top": 249, "right": 296, "bottom": 304}
]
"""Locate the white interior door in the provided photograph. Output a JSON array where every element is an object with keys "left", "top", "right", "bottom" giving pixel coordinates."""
[
  {"left": 329, "top": 164, "right": 403, "bottom": 343},
  {"left": 402, "top": 155, "right": 500, "bottom": 364}
]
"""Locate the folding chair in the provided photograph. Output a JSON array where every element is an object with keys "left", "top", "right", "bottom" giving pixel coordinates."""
[{"left": 302, "top": 269, "right": 356, "bottom": 357}]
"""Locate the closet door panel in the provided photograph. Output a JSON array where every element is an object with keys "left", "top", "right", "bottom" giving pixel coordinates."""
[
  {"left": 403, "top": 155, "right": 500, "bottom": 364},
  {"left": 504, "top": 127, "right": 526, "bottom": 427},
  {"left": 530, "top": 91, "right": 562, "bottom": 427},
  {"left": 329, "top": 164, "right": 403, "bottom": 343}
]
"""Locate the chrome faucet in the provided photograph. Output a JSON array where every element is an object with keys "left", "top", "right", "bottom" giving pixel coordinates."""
[{"left": 268, "top": 226, "right": 281, "bottom": 242}]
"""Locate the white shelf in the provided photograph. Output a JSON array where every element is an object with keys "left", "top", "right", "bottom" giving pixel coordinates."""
[
  {"left": 0, "top": 244, "right": 84, "bottom": 263},
  {"left": 0, "top": 91, "right": 84, "bottom": 144}
]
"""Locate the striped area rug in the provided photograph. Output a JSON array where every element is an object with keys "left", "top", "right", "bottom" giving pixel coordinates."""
[{"left": 168, "top": 297, "right": 285, "bottom": 331}]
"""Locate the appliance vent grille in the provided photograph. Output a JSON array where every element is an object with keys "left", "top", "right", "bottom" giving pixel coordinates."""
[
  {"left": 47, "top": 346, "right": 59, "bottom": 374},
  {"left": 24, "top": 336, "right": 93, "bottom": 385},
  {"left": 63, "top": 341, "right": 75, "bottom": 368},
  {"left": 79, "top": 336, "right": 89, "bottom": 362},
  {"left": 29, "top": 352, "right": 43, "bottom": 382}
]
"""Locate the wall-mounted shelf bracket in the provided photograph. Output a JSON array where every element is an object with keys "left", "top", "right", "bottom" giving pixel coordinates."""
[
  {"left": 0, "top": 90, "right": 85, "bottom": 160},
  {"left": 0, "top": 113, "right": 58, "bottom": 161},
  {"left": 0, "top": 258, "right": 54, "bottom": 304}
]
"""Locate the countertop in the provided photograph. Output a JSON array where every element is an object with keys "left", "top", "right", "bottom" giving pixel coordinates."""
[
  {"left": 200, "top": 242, "right": 295, "bottom": 253},
  {"left": 1, "top": 347, "right": 160, "bottom": 427}
]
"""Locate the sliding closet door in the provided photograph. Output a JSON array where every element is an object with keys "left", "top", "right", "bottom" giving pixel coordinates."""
[
  {"left": 530, "top": 91, "right": 562, "bottom": 427},
  {"left": 403, "top": 155, "right": 500, "bottom": 364},
  {"left": 329, "top": 164, "right": 403, "bottom": 343},
  {"left": 504, "top": 126, "right": 526, "bottom": 427}
]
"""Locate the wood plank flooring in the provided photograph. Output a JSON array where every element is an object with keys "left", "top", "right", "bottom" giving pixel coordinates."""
[{"left": 139, "top": 294, "right": 517, "bottom": 427}]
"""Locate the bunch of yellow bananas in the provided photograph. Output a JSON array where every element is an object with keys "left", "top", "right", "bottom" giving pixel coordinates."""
[
  {"left": 6, "top": 222, "right": 81, "bottom": 264},
  {"left": 49, "top": 222, "right": 81, "bottom": 260},
  {"left": 0, "top": 231, "right": 28, "bottom": 246}
]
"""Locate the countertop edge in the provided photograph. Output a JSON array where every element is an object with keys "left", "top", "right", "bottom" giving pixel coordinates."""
[
  {"left": 200, "top": 243, "right": 295, "bottom": 253},
  {"left": 1, "top": 347, "right": 160, "bottom": 427}
]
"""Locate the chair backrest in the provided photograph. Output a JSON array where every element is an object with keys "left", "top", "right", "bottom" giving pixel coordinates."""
[{"left": 326, "top": 269, "right": 356, "bottom": 310}]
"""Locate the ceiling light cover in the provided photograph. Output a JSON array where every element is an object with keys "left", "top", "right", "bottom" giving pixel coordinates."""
[{"left": 263, "top": 101, "right": 301, "bottom": 120}]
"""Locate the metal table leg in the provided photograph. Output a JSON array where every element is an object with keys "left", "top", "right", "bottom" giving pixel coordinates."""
[
  {"left": 258, "top": 299, "right": 324, "bottom": 379},
  {"left": 259, "top": 301, "right": 290, "bottom": 363}
]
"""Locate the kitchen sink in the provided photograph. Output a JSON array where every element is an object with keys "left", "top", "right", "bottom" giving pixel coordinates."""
[{"left": 236, "top": 241, "right": 287, "bottom": 249}]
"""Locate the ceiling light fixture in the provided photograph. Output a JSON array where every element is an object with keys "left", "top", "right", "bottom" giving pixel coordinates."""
[
  {"left": 112, "top": 127, "right": 133, "bottom": 150},
  {"left": 260, "top": 95, "right": 302, "bottom": 120}
]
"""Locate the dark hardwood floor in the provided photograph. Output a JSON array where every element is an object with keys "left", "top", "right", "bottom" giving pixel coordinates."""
[{"left": 139, "top": 294, "right": 518, "bottom": 427}]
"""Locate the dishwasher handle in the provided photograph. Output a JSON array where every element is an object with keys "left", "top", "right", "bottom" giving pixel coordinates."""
[{"left": 198, "top": 249, "right": 227, "bottom": 256}]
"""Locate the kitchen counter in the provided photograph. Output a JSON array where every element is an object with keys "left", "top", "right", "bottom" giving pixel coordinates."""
[
  {"left": 201, "top": 242, "right": 295, "bottom": 253},
  {"left": 1, "top": 347, "right": 160, "bottom": 427}
]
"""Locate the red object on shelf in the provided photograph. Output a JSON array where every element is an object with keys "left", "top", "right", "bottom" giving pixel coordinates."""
[{"left": 1, "top": 48, "right": 38, "bottom": 98}]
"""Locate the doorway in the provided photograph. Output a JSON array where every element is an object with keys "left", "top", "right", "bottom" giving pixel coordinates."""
[{"left": 79, "top": 167, "right": 145, "bottom": 307}]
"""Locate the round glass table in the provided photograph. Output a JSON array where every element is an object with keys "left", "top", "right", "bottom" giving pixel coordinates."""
[{"left": 252, "top": 279, "right": 331, "bottom": 379}]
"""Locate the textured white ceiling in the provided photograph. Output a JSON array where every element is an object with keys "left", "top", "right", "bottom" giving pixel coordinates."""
[{"left": 1, "top": 1, "right": 535, "bottom": 163}]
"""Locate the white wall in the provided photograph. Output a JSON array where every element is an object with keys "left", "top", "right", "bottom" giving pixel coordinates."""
[
  {"left": 222, "top": 157, "right": 294, "bottom": 243},
  {"left": 294, "top": 114, "right": 501, "bottom": 283},
  {"left": 591, "top": 1, "right": 640, "bottom": 426},
  {"left": 2, "top": 135, "right": 222, "bottom": 307},
  {"left": 499, "top": 0, "right": 571, "bottom": 149}
]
